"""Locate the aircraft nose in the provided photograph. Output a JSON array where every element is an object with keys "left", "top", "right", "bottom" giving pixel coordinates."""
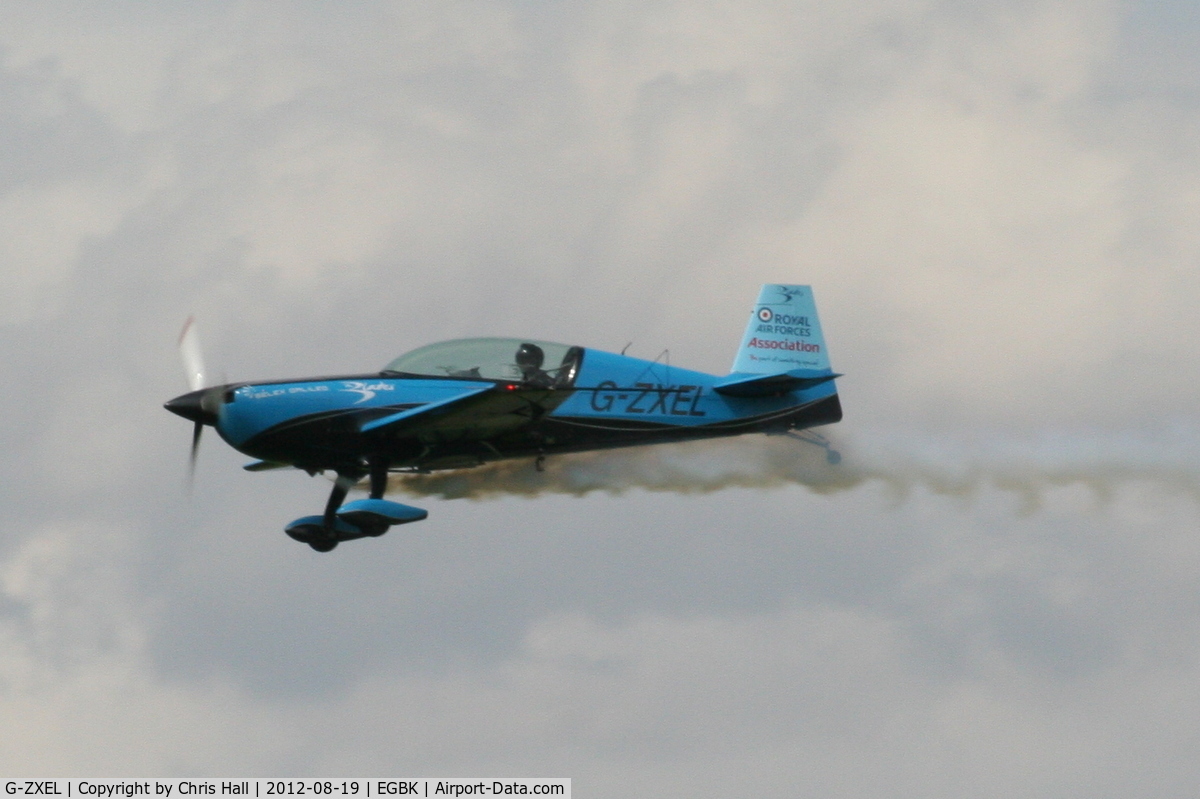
[{"left": 164, "top": 387, "right": 220, "bottom": 425}]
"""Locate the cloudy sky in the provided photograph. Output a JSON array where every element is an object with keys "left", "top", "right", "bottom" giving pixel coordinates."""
[{"left": 3, "top": 0, "right": 1200, "bottom": 794}]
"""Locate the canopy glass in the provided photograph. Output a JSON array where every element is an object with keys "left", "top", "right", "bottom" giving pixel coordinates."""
[{"left": 384, "top": 337, "right": 583, "bottom": 387}]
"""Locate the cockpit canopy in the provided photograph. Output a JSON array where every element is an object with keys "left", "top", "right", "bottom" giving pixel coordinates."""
[{"left": 384, "top": 337, "right": 584, "bottom": 388}]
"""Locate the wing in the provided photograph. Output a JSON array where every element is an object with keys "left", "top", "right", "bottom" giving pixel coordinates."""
[
  {"left": 359, "top": 385, "right": 494, "bottom": 432},
  {"left": 357, "top": 384, "right": 575, "bottom": 441}
]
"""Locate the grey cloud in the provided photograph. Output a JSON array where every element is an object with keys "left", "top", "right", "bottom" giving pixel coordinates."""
[{"left": 3, "top": 1, "right": 1200, "bottom": 794}]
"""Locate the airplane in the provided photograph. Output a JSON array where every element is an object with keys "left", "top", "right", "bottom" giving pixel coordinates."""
[{"left": 165, "top": 284, "right": 842, "bottom": 552}]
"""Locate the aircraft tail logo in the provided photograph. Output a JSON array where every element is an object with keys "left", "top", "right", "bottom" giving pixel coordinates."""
[{"left": 731, "top": 284, "right": 831, "bottom": 374}]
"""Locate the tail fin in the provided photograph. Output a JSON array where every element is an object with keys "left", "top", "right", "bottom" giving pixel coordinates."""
[{"left": 731, "top": 284, "right": 831, "bottom": 374}]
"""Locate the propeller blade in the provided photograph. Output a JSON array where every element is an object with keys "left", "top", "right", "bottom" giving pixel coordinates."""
[
  {"left": 189, "top": 420, "right": 204, "bottom": 485},
  {"left": 179, "top": 316, "right": 207, "bottom": 392}
]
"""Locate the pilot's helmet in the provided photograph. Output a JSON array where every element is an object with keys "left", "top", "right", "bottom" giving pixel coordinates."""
[{"left": 515, "top": 343, "right": 545, "bottom": 370}]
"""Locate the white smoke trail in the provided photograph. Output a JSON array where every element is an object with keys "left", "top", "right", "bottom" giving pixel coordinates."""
[{"left": 388, "top": 427, "right": 1200, "bottom": 507}]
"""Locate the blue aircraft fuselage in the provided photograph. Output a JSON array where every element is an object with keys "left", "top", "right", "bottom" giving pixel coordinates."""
[{"left": 176, "top": 345, "right": 840, "bottom": 475}]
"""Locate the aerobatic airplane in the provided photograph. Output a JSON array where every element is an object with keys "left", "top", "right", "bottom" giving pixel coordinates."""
[{"left": 166, "top": 284, "right": 842, "bottom": 551}]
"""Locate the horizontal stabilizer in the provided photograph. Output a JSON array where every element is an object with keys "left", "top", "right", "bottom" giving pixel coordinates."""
[
  {"left": 713, "top": 368, "right": 840, "bottom": 397},
  {"left": 359, "top": 385, "right": 492, "bottom": 433}
]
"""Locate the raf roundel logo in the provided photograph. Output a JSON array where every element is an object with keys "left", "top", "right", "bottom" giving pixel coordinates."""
[{"left": 757, "top": 307, "right": 773, "bottom": 322}]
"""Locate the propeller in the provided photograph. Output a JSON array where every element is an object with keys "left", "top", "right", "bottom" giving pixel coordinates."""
[
  {"left": 166, "top": 316, "right": 222, "bottom": 484},
  {"left": 181, "top": 317, "right": 206, "bottom": 477}
]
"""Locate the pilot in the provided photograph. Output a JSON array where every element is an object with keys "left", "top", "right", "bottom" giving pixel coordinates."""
[{"left": 515, "top": 343, "right": 553, "bottom": 387}]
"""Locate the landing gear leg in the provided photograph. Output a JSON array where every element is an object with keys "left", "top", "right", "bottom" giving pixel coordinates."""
[
  {"left": 311, "top": 472, "right": 359, "bottom": 552},
  {"left": 369, "top": 458, "right": 389, "bottom": 500},
  {"left": 535, "top": 453, "right": 546, "bottom": 472},
  {"left": 353, "top": 458, "right": 393, "bottom": 537}
]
